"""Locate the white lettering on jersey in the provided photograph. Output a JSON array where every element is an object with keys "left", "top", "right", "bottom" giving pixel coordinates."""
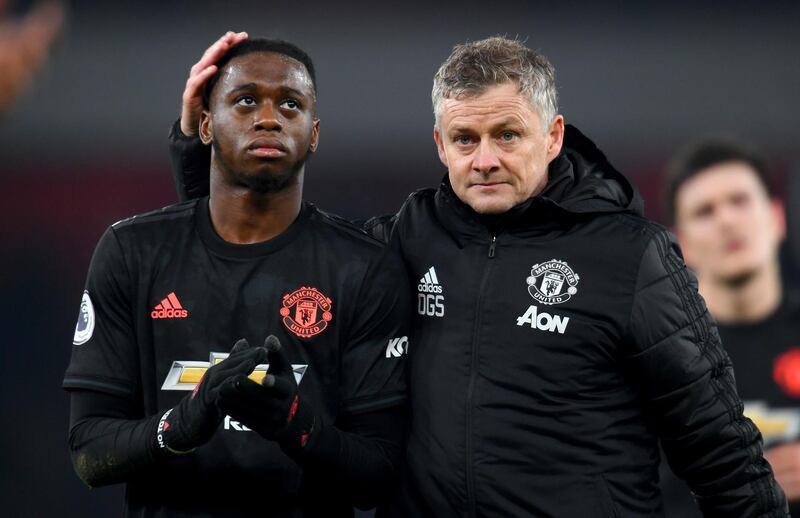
[
  {"left": 385, "top": 336, "right": 409, "bottom": 358},
  {"left": 224, "top": 415, "right": 252, "bottom": 432}
]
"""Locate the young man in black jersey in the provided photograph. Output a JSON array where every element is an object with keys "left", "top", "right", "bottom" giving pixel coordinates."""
[
  {"left": 661, "top": 138, "right": 800, "bottom": 517},
  {"left": 64, "top": 37, "right": 411, "bottom": 518}
]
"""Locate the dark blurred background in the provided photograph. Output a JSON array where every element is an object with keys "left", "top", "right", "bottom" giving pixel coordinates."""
[{"left": 1, "top": 0, "right": 798, "bottom": 515}]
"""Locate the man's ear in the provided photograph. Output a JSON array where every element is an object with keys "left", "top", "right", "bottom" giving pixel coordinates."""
[
  {"left": 433, "top": 126, "right": 448, "bottom": 168},
  {"left": 771, "top": 198, "right": 787, "bottom": 241},
  {"left": 199, "top": 110, "right": 213, "bottom": 146},
  {"left": 545, "top": 115, "right": 565, "bottom": 164},
  {"left": 309, "top": 118, "right": 320, "bottom": 153},
  {"left": 672, "top": 226, "right": 695, "bottom": 267}
]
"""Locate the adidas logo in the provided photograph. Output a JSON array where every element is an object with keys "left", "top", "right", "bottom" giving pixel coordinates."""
[
  {"left": 417, "top": 267, "right": 444, "bottom": 317},
  {"left": 151, "top": 292, "right": 189, "bottom": 319},
  {"left": 418, "top": 266, "right": 442, "bottom": 294}
]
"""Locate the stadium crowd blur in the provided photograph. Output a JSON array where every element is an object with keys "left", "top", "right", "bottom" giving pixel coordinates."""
[{"left": 1, "top": 1, "right": 798, "bottom": 516}]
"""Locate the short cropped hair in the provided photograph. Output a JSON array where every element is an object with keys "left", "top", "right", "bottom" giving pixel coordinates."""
[
  {"left": 202, "top": 38, "right": 316, "bottom": 109},
  {"left": 431, "top": 36, "right": 558, "bottom": 129},
  {"left": 664, "top": 137, "right": 772, "bottom": 224}
]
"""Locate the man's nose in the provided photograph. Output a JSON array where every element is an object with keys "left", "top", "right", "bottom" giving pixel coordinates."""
[
  {"left": 472, "top": 140, "right": 500, "bottom": 174},
  {"left": 717, "top": 203, "right": 742, "bottom": 227},
  {"left": 254, "top": 103, "right": 282, "bottom": 131}
]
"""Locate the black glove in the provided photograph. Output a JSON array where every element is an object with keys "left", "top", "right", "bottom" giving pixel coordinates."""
[
  {"left": 218, "top": 335, "right": 316, "bottom": 450},
  {"left": 156, "top": 338, "right": 267, "bottom": 454}
]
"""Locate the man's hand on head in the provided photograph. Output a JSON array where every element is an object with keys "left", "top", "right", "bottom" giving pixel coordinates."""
[
  {"left": 180, "top": 31, "right": 248, "bottom": 136},
  {"left": 765, "top": 441, "right": 800, "bottom": 501}
]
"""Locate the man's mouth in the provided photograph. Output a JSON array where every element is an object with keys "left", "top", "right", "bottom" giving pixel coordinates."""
[
  {"left": 247, "top": 138, "right": 287, "bottom": 158},
  {"left": 724, "top": 239, "right": 746, "bottom": 253},
  {"left": 472, "top": 181, "right": 506, "bottom": 191}
]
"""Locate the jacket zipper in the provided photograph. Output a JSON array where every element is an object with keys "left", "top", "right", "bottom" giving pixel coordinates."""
[{"left": 465, "top": 235, "right": 497, "bottom": 517}]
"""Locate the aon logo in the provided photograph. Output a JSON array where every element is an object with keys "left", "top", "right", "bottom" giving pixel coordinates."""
[{"left": 516, "top": 305, "right": 569, "bottom": 334}]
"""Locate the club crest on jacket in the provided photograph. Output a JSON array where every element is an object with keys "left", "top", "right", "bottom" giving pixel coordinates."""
[{"left": 526, "top": 259, "right": 580, "bottom": 305}]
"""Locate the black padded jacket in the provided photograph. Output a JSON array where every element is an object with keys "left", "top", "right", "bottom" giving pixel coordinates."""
[{"left": 369, "top": 126, "right": 787, "bottom": 517}]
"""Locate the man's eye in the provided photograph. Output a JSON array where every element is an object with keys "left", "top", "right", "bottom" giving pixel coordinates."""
[
  {"left": 455, "top": 135, "right": 472, "bottom": 145},
  {"left": 693, "top": 205, "right": 714, "bottom": 220},
  {"left": 236, "top": 96, "right": 256, "bottom": 106},
  {"left": 730, "top": 193, "right": 751, "bottom": 207},
  {"left": 281, "top": 99, "right": 299, "bottom": 109},
  {"left": 500, "top": 131, "right": 517, "bottom": 141}
]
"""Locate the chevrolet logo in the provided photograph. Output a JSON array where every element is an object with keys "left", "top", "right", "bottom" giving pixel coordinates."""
[
  {"left": 744, "top": 401, "right": 800, "bottom": 447},
  {"left": 161, "top": 351, "right": 308, "bottom": 391}
]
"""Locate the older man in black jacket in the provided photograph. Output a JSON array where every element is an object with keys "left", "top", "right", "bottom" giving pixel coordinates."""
[{"left": 168, "top": 34, "right": 787, "bottom": 517}]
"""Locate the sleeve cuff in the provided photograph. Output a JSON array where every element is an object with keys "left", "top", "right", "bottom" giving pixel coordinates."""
[
  {"left": 63, "top": 376, "right": 135, "bottom": 399},
  {"left": 169, "top": 117, "right": 195, "bottom": 142},
  {"left": 340, "top": 390, "right": 407, "bottom": 416}
]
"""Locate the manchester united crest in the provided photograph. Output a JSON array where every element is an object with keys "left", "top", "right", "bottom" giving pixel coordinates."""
[
  {"left": 526, "top": 259, "right": 580, "bottom": 305},
  {"left": 280, "top": 286, "right": 333, "bottom": 338}
]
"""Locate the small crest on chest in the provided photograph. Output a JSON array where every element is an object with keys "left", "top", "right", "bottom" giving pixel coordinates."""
[
  {"left": 526, "top": 259, "right": 580, "bottom": 306},
  {"left": 280, "top": 286, "right": 333, "bottom": 338}
]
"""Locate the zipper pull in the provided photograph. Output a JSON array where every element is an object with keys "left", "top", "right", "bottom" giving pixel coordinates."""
[{"left": 488, "top": 236, "right": 497, "bottom": 258}]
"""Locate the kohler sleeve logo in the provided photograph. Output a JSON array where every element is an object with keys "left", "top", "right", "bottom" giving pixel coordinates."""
[{"left": 385, "top": 336, "right": 409, "bottom": 358}]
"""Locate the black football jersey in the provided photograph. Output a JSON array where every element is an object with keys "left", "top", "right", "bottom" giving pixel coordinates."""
[
  {"left": 662, "top": 291, "right": 800, "bottom": 517},
  {"left": 721, "top": 292, "right": 800, "bottom": 440},
  {"left": 63, "top": 198, "right": 411, "bottom": 517}
]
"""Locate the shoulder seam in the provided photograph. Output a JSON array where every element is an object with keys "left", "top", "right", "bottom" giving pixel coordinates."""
[
  {"left": 112, "top": 202, "right": 197, "bottom": 230},
  {"left": 107, "top": 226, "right": 134, "bottom": 297},
  {"left": 313, "top": 208, "right": 385, "bottom": 247},
  {"left": 609, "top": 212, "right": 664, "bottom": 235},
  {"left": 622, "top": 224, "right": 662, "bottom": 343},
  {"left": 105, "top": 227, "right": 139, "bottom": 371}
]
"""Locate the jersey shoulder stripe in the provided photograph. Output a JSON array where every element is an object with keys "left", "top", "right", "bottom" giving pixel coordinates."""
[
  {"left": 310, "top": 204, "right": 387, "bottom": 250},
  {"left": 111, "top": 200, "right": 198, "bottom": 231}
]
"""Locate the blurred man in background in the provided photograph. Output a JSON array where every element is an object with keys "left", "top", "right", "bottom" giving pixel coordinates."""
[{"left": 662, "top": 138, "right": 800, "bottom": 517}]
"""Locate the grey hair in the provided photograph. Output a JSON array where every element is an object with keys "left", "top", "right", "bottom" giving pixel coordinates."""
[{"left": 432, "top": 36, "right": 558, "bottom": 130}]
